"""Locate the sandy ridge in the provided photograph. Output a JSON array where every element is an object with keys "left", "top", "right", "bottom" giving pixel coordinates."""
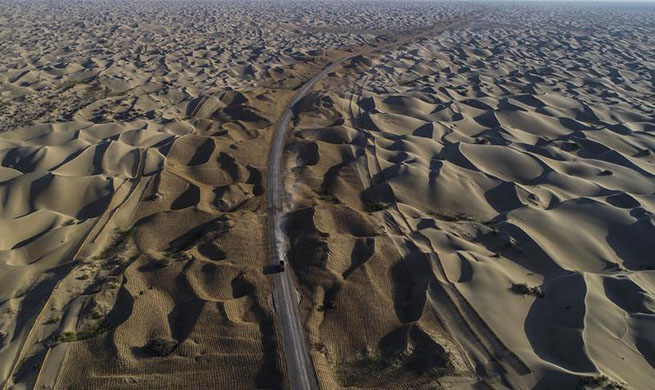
[{"left": 349, "top": 57, "right": 532, "bottom": 388}]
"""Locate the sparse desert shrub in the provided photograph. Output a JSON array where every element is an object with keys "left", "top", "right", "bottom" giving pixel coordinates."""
[
  {"left": 475, "top": 136, "right": 490, "bottom": 144},
  {"left": 311, "top": 342, "right": 328, "bottom": 355},
  {"left": 336, "top": 353, "right": 400, "bottom": 387},
  {"left": 604, "top": 262, "right": 624, "bottom": 272},
  {"left": 44, "top": 317, "right": 60, "bottom": 325},
  {"left": 336, "top": 351, "right": 449, "bottom": 387},
  {"left": 577, "top": 375, "right": 628, "bottom": 390},
  {"left": 57, "top": 79, "right": 83, "bottom": 91},
  {"left": 168, "top": 251, "right": 194, "bottom": 262},
  {"left": 510, "top": 283, "right": 545, "bottom": 298},
  {"left": 54, "top": 318, "right": 109, "bottom": 344},
  {"left": 317, "top": 302, "right": 336, "bottom": 312},
  {"left": 146, "top": 337, "right": 176, "bottom": 357},
  {"left": 144, "top": 191, "right": 165, "bottom": 201},
  {"left": 105, "top": 278, "right": 122, "bottom": 290},
  {"left": 427, "top": 210, "right": 487, "bottom": 224},
  {"left": 505, "top": 236, "right": 520, "bottom": 248},
  {"left": 481, "top": 218, "right": 498, "bottom": 227},
  {"left": 154, "top": 257, "right": 173, "bottom": 268},
  {"left": 90, "top": 309, "right": 104, "bottom": 320},
  {"left": 313, "top": 188, "right": 335, "bottom": 202},
  {"left": 364, "top": 201, "right": 388, "bottom": 213},
  {"left": 99, "top": 227, "right": 135, "bottom": 259},
  {"left": 560, "top": 141, "right": 581, "bottom": 151},
  {"left": 57, "top": 332, "right": 79, "bottom": 343},
  {"left": 337, "top": 330, "right": 452, "bottom": 387},
  {"left": 430, "top": 211, "right": 474, "bottom": 222}
]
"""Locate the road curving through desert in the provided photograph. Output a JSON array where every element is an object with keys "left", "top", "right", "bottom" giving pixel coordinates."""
[
  {"left": 267, "top": 56, "right": 350, "bottom": 390},
  {"left": 266, "top": 18, "right": 473, "bottom": 390}
]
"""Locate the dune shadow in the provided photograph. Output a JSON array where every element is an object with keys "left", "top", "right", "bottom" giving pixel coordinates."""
[
  {"left": 170, "top": 183, "right": 200, "bottom": 210},
  {"left": 524, "top": 273, "right": 595, "bottom": 373},
  {"left": 187, "top": 138, "right": 215, "bottom": 166},
  {"left": 197, "top": 242, "right": 226, "bottom": 261},
  {"left": 606, "top": 213, "right": 655, "bottom": 271},
  {"left": 167, "top": 262, "right": 205, "bottom": 345},
  {"left": 390, "top": 243, "right": 430, "bottom": 323},
  {"left": 166, "top": 216, "right": 230, "bottom": 253},
  {"left": 343, "top": 237, "right": 375, "bottom": 279}
]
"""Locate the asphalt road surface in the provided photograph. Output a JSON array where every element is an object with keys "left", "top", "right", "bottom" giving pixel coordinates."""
[
  {"left": 266, "top": 19, "right": 471, "bottom": 390},
  {"left": 266, "top": 58, "right": 348, "bottom": 390}
]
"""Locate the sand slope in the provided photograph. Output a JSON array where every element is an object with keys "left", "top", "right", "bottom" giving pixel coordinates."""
[
  {"left": 2, "top": 1, "right": 654, "bottom": 389},
  {"left": 286, "top": 4, "right": 655, "bottom": 389},
  {"left": 0, "top": 85, "right": 300, "bottom": 389}
]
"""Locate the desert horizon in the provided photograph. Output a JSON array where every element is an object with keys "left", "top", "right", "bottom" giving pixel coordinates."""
[{"left": 0, "top": 1, "right": 654, "bottom": 389}]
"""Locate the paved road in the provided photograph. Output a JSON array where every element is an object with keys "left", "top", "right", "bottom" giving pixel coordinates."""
[
  {"left": 267, "top": 59, "right": 350, "bottom": 390},
  {"left": 266, "top": 19, "right": 471, "bottom": 390}
]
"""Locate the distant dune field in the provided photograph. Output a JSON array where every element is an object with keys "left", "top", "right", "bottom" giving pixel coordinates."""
[{"left": 0, "top": 1, "right": 654, "bottom": 390}]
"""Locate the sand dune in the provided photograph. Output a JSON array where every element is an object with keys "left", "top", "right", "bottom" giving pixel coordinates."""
[
  {"left": 3, "top": 0, "right": 446, "bottom": 386},
  {"left": 286, "top": 3, "right": 655, "bottom": 389},
  {"left": 0, "top": 80, "right": 302, "bottom": 388},
  {"left": 1, "top": 1, "right": 654, "bottom": 389}
]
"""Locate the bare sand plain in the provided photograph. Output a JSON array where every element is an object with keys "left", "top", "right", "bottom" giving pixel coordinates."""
[{"left": 1, "top": 1, "right": 654, "bottom": 389}]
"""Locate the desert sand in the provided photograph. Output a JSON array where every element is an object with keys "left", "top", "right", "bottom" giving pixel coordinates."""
[
  {"left": 1, "top": 1, "right": 654, "bottom": 389},
  {"left": 286, "top": 3, "right": 655, "bottom": 390}
]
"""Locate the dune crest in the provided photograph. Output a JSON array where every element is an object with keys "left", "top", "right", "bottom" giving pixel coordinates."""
[
  {"left": 1, "top": 1, "right": 654, "bottom": 389},
  {"left": 286, "top": 3, "right": 655, "bottom": 389}
]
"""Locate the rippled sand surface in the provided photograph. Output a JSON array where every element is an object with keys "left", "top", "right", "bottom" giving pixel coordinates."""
[{"left": 0, "top": 1, "right": 653, "bottom": 389}]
